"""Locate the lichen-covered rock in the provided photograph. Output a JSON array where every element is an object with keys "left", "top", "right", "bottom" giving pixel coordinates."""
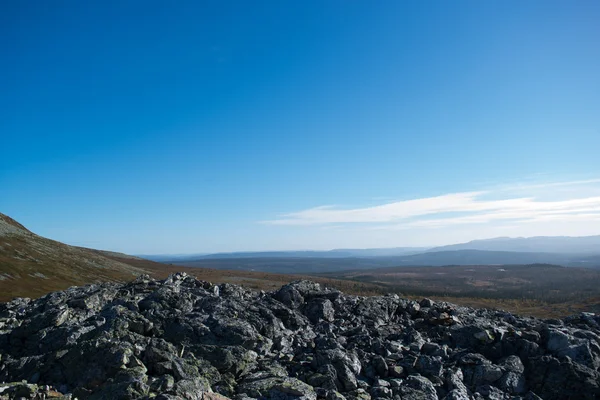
[{"left": 1, "top": 276, "right": 599, "bottom": 399}]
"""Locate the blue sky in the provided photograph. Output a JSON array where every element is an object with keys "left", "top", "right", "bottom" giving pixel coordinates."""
[{"left": 1, "top": 1, "right": 599, "bottom": 254}]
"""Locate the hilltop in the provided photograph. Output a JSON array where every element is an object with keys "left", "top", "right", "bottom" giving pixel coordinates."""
[{"left": 1, "top": 275, "right": 599, "bottom": 399}]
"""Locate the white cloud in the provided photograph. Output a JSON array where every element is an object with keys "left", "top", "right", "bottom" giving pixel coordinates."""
[
  {"left": 263, "top": 179, "right": 600, "bottom": 230},
  {"left": 494, "top": 178, "right": 600, "bottom": 192}
]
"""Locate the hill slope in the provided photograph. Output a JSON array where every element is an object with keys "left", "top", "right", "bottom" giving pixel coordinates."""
[
  {"left": 1, "top": 276, "right": 598, "bottom": 399},
  {"left": 0, "top": 213, "right": 388, "bottom": 302},
  {"left": 0, "top": 212, "right": 170, "bottom": 300}
]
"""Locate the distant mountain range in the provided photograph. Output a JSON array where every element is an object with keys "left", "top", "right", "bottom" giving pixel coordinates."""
[
  {"left": 166, "top": 250, "right": 600, "bottom": 274},
  {"left": 3, "top": 210, "right": 600, "bottom": 287},
  {"left": 427, "top": 236, "right": 600, "bottom": 254},
  {"left": 146, "top": 235, "right": 600, "bottom": 262},
  {"left": 148, "top": 247, "right": 430, "bottom": 260},
  {"left": 145, "top": 235, "right": 600, "bottom": 262},
  {"left": 149, "top": 235, "right": 600, "bottom": 272}
]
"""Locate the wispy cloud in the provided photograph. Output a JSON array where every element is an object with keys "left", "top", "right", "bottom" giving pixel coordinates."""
[
  {"left": 263, "top": 179, "right": 600, "bottom": 229},
  {"left": 492, "top": 178, "right": 600, "bottom": 193}
]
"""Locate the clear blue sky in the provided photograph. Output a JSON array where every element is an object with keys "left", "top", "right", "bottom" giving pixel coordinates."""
[{"left": 2, "top": 1, "right": 599, "bottom": 254}]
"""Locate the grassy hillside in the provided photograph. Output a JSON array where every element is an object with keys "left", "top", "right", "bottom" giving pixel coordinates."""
[
  {"left": 0, "top": 219, "right": 150, "bottom": 300},
  {"left": 0, "top": 212, "right": 385, "bottom": 301}
]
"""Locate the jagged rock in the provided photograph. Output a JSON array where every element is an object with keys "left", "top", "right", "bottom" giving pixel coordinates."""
[
  {"left": 369, "top": 386, "right": 391, "bottom": 398},
  {"left": 499, "top": 355, "right": 523, "bottom": 374},
  {"left": 497, "top": 370, "right": 526, "bottom": 395},
  {"left": 397, "top": 375, "right": 438, "bottom": 400},
  {"left": 415, "top": 355, "right": 444, "bottom": 378},
  {"left": 459, "top": 353, "right": 504, "bottom": 389},
  {"left": 475, "top": 384, "right": 507, "bottom": 399},
  {"left": 443, "top": 368, "right": 470, "bottom": 400},
  {"left": 545, "top": 328, "right": 600, "bottom": 370},
  {"left": 370, "top": 355, "right": 388, "bottom": 377},
  {"left": 238, "top": 377, "right": 316, "bottom": 400},
  {"left": 1, "top": 276, "right": 599, "bottom": 400},
  {"left": 305, "top": 299, "right": 335, "bottom": 324},
  {"left": 526, "top": 355, "right": 600, "bottom": 400}
]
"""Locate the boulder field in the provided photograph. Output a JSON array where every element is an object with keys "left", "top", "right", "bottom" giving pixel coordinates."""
[{"left": 1, "top": 273, "right": 599, "bottom": 399}]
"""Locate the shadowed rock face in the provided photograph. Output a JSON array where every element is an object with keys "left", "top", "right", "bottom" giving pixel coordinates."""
[{"left": 1, "top": 274, "right": 599, "bottom": 400}]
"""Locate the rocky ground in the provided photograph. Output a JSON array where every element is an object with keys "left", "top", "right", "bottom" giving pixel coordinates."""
[{"left": 1, "top": 273, "right": 599, "bottom": 400}]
